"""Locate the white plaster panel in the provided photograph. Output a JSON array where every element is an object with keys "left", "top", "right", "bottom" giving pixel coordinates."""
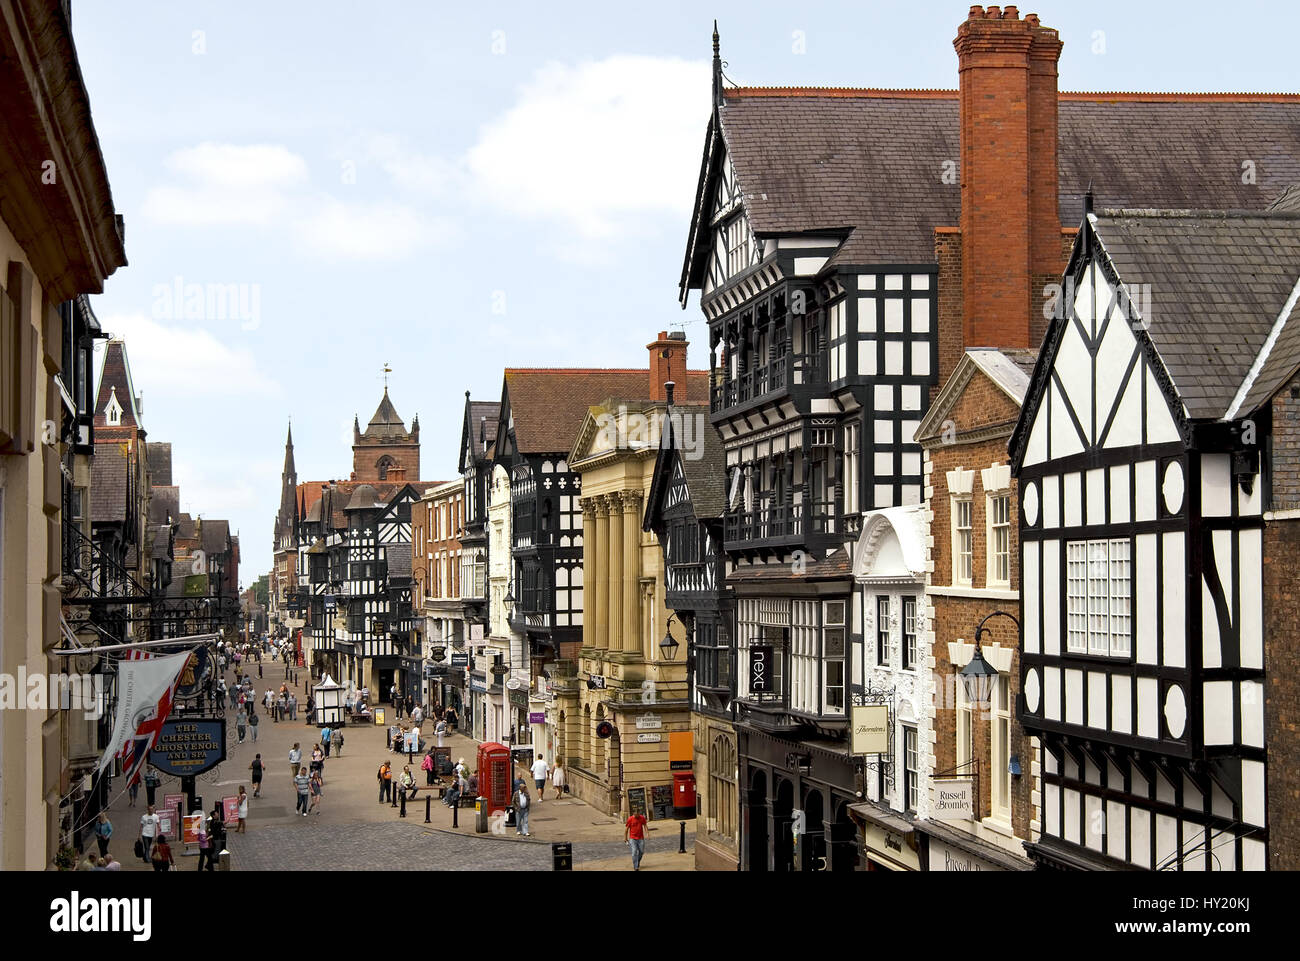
[
  {"left": 1063, "top": 472, "right": 1081, "bottom": 528},
  {"left": 1202, "top": 680, "right": 1234, "bottom": 746},
  {"left": 1242, "top": 682, "right": 1264, "bottom": 749},
  {"left": 1131, "top": 808, "right": 1151, "bottom": 868},
  {"left": 1243, "top": 760, "right": 1265, "bottom": 827},
  {"left": 1137, "top": 677, "right": 1159, "bottom": 739},
  {"left": 1111, "top": 674, "right": 1132, "bottom": 735},
  {"left": 1086, "top": 468, "right": 1106, "bottom": 526},
  {"left": 1239, "top": 528, "right": 1263, "bottom": 670},
  {"left": 1051, "top": 382, "right": 1085, "bottom": 458},
  {"left": 1063, "top": 788, "right": 1081, "bottom": 844},
  {"left": 859, "top": 298, "right": 877, "bottom": 332},
  {"left": 1201, "top": 454, "right": 1232, "bottom": 517},
  {"left": 1043, "top": 541, "right": 1060, "bottom": 656},
  {"left": 1162, "top": 531, "right": 1186, "bottom": 669},
  {"left": 1043, "top": 475, "right": 1060, "bottom": 529},
  {"left": 1146, "top": 367, "right": 1181, "bottom": 444},
  {"left": 1045, "top": 783, "right": 1060, "bottom": 837},
  {"left": 1044, "top": 666, "right": 1061, "bottom": 722},
  {"left": 1085, "top": 794, "right": 1105, "bottom": 851},
  {"left": 1136, "top": 534, "right": 1158, "bottom": 665},
  {"left": 1065, "top": 668, "right": 1084, "bottom": 726},
  {"left": 1088, "top": 670, "right": 1107, "bottom": 729},
  {"left": 1023, "top": 542, "right": 1039, "bottom": 655}
]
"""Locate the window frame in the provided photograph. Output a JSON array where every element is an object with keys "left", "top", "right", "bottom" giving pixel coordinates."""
[
  {"left": 875, "top": 595, "right": 891, "bottom": 668},
  {"left": 952, "top": 497, "right": 973, "bottom": 586},
  {"left": 903, "top": 726, "right": 919, "bottom": 814},
  {"left": 987, "top": 492, "right": 1011, "bottom": 588},
  {"left": 902, "top": 596, "right": 918, "bottom": 671},
  {"left": 1068, "top": 538, "right": 1132, "bottom": 658}
]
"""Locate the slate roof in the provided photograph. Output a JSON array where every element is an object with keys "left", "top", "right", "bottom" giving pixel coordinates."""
[
  {"left": 90, "top": 441, "right": 128, "bottom": 524},
  {"left": 93, "top": 340, "right": 143, "bottom": 428},
  {"left": 504, "top": 369, "right": 710, "bottom": 454},
  {"left": 175, "top": 512, "right": 196, "bottom": 539},
  {"left": 150, "top": 524, "right": 173, "bottom": 560},
  {"left": 670, "top": 404, "right": 727, "bottom": 519},
  {"left": 692, "top": 90, "right": 1300, "bottom": 278},
  {"left": 146, "top": 443, "right": 172, "bottom": 485},
  {"left": 386, "top": 543, "right": 412, "bottom": 578},
  {"left": 149, "top": 485, "right": 180, "bottom": 524},
  {"left": 200, "top": 518, "right": 230, "bottom": 555},
  {"left": 468, "top": 401, "right": 500, "bottom": 459},
  {"left": 968, "top": 348, "right": 1040, "bottom": 406},
  {"left": 1091, "top": 210, "right": 1300, "bottom": 419},
  {"left": 728, "top": 548, "right": 853, "bottom": 582}
]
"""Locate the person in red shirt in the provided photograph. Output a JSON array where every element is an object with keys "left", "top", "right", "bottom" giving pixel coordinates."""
[{"left": 625, "top": 812, "right": 648, "bottom": 871}]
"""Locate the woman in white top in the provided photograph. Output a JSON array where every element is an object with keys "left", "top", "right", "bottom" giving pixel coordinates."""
[{"left": 551, "top": 760, "right": 567, "bottom": 796}]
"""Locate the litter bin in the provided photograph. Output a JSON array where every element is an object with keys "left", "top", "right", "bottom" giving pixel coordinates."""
[
  {"left": 552, "top": 842, "right": 572, "bottom": 871},
  {"left": 475, "top": 797, "right": 487, "bottom": 834}
]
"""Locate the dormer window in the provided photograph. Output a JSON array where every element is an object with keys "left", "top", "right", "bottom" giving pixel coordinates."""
[{"left": 104, "top": 387, "right": 123, "bottom": 426}]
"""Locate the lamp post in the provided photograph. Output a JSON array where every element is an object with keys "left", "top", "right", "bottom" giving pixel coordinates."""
[
  {"left": 959, "top": 610, "right": 1020, "bottom": 820},
  {"left": 659, "top": 613, "right": 681, "bottom": 662}
]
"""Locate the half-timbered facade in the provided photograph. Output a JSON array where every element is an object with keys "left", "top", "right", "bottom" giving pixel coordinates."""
[
  {"left": 645, "top": 401, "right": 735, "bottom": 868},
  {"left": 1010, "top": 208, "right": 1300, "bottom": 871}
]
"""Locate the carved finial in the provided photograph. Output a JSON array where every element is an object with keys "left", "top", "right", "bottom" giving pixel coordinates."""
[{"left": 712, "top": 21, "right": 724, "bottom": 110}]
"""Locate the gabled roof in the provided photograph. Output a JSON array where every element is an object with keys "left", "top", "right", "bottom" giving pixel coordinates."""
[
  {"left": 200, "top": 518, "right": 231, "bottom": 555},
  {"left": 1089, "top": 209, "right": 1300, "bottom": 419},
  {"left": 93, "top": 340, "right": 143, "bottom": 428},
  {"left": 644, "top": 404, "right": 728, "bottom": 531},
  {"left": 682, "top": 87, "right": 1300, "bottom": 296},
  {"left": 915, "top": 348, "right": 1038, "bottom": 446},
  {"left": 460, "top": 395, "right": 501, "bottom": 470},
  {"left": 501, "top": 369, "right": 709, "bottom": 455},
  {"left": 148, "top": 485, "right": 180, "bottom": 525}
]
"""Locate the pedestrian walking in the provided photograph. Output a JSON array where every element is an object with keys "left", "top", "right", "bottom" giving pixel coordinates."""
[
  {"left": 334, "top": 730, "right": 344, "bottom": 756},
  {"left": 445, "top": 706, "right": 458, "bottom": 731},
  {"left": 310, "top": 745, "right": 324, "bottom": 782},
  {"left": 250, "top": 711, "right": 259, "bottom": 742},
  {"left": 208, "top": 802, "right": 226, "bottom": 850},
  {"left": 236, "top": 711, "right": 247, "bottom": 744},
  {"left": 294, "top": 770, "right": 311, "bottom": 816},
  {"left": 236, "top": 786, "right": 249, "bottom": 833},
  {"left": 552, "top": 759, "right": 567, "bottom": 797},
  {"left": 421, "top": 749, "right": 435, "bottom": 785},
  {"left": 288, "top": 693, "right": 298, "bottom": 721},
  {"left": 512, "top": 782, "right": 531, "bottom": 837},
  {"left": 150, "top": 835, "right": 175, "bottom": 872},
  {"left": 405, "top": 693, "right": 414, "bottom": 718},
  {"left": 195, "top": 824, "right": 214, "bottom": 871},
  {"left": 139, "top": 805, "right": 160, "bottom": 862},
  {"left": 289, "top": 743, "right": 302, "bottom": 778},
  {"left": 249, "top": 753, "right": 264, "bottom": 797},
  {"left": 320, "top": 724, "right": 332, "bottom": 757},
  {"left": 216, "top": 678, "right": 227, "bottom": 711},
  {"left": 143, "top": 767, "right": 161, "bottom": 807},
  {"left": 308, "top": 770, "right": 323, "bottom": 814},
  {"left": 531, "top": 754, "right": 550, "bottom": 800},
  {"left": 127, "top": 775, "right": 140, "bottom": 808},
  {"left": 258, "top": 662, "right": 263, "bottom": 679},
  {"left": 411, "top": 704, "right": 423, "bottom": 727},
  {"left": 625, "top": 810, "right": 648, "bottom": 871},
  {"left": 93, "top": 812, "right": 113, "bottom": 857},
  {"left": 377, "top": 760, "right": 392, "bottom": 802},
  {"left": 264, "top": 689, "right": 273, "bottom": 715},
  {"left": 435, "top": 717, "right": 447, "bottom": 748}
]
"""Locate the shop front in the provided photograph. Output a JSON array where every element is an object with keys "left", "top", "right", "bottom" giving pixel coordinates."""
[
  {"left": 915, "top": 819, "right": 1034, "bottom": 872},
  {"left": 849, "top": 802, "right": 920, "bottom": 871}
]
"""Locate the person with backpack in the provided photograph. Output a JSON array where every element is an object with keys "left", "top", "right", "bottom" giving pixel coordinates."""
[
  {"left": 512, "top": 782, "right": 532, "bottom": 837},
  {"left": 249, "top": 754, "right": 264, "bottom": 797},
  {"left": 150, "top": 834, "right": 175, "bottom": 872},
  {"left": 377, "top": 761, "right": 392, "bottom": 802},
  {"left": 320, "top": 724, "right": 332, "bottom": 757}
]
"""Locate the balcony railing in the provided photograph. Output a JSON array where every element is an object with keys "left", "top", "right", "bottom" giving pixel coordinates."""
[
  {"left": 724, "top": 498, "right": 841, "bottom": 547},
  {"left": 710, "top": 351, "right": 825, "bottom": 414}
]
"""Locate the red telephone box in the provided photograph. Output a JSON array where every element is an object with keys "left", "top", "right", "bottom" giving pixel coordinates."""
[
  {"left": 477, "top": 742, "right": 511, "bottom": 814},
  {"left": 673, "top": 772, "right": 697, "bottom": 819}
]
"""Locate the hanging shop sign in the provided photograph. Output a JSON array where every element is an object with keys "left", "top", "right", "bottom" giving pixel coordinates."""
[
  {"left": 850, "top": 704, "right": 890, "bottom": 755},
  {"left": 149, "top": 719, "right": 226, "bottom": 776},
  {"left": 430, "top": 646, "right": 446, "bottom": 662},
  {"left": 508, "top": 689, "right": 529, "bottom": 709},
  {"left": 450, "top": 653, "right": 469, "bottom": 669},
  {"left": 173, "top": 647, "right": 214, "bottom": 700},
  {"left": 529, "top": 712, "right": 546, "bottom": 725},
  {"left": 930, "top": 778, "right": 974, "bottom": 821},
  {"left": 750, "top": 645, "right": 773, "bottom": 693}
]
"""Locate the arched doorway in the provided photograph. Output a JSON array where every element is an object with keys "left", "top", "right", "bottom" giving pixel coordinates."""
[
  {"left": 801, "top": 788, "right": 826, "bottom": 871},
  {"left": 829, "top": 800, "right": 860, "bottom": 871},
  {"left": 746, "top": 768, "right": 769, "bottom": 873}
]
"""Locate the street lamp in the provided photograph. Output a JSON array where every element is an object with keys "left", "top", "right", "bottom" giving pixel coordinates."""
[
  {"left": 960, "top": 610, "right": 1020, "bottom": 706},
  {"left": 660, "top": 613, "right": 681, "bottom": 661}
]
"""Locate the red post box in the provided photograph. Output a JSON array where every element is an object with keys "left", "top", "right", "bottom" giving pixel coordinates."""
[
  {"left": 673, "top": 771, "right": 697, "bottom": 819},
  {"left": 477, "top": 742, "right": 511, "bottom": 814}
]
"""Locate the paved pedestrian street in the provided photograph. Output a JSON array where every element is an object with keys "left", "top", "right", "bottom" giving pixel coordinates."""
[{"left": 98, "top": 661, "right": 695, "bottom": 872}]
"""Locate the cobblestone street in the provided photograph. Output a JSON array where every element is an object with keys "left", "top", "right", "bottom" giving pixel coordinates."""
[{"left": 98, "top": 661, "right": 695, "bottom": 871}]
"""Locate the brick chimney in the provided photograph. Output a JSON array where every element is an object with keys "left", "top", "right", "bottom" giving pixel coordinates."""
[
  {"left": 954, "top": 6, "right": 1063, "bottom": 349},
  {"left": 647, "top": 330, "right": 689, "bottom": 402}
]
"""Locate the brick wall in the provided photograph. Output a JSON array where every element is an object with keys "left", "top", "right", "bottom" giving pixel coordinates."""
[
  {"left": 1264, "top": 517, "right": 1300, "bottom": 869},
  {"left": 934, "top": 228, "right": 964, "bottom": 407},
  {"left": 925, "top": 362, "right": 1034, "bottom": 841},
  {"left": 1270, "top": 372, "right": 1300, "bottom": 510}
]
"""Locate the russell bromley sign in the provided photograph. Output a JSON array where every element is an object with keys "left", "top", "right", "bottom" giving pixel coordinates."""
[{"left": 931, "top": 777, "right": 974, "bottom": 821}]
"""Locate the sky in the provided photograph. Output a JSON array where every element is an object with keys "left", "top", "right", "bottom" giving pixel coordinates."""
[{"left": 73, "top": 0, "right": 1300, "bottom": 585}]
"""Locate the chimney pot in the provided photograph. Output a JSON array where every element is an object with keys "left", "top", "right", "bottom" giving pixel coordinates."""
[
  {"left": 969, "top": 4, "right": 984, "bottom": 17},
  {"left": 665, "top": 381, "right": 676, "bottom": 406},
  {"left": 986, "top": 5, "right": 1001, "bottom": 18},
  {"left": 1003, "top": 4, "right": 1019, "bottom": 18},
  {"left": 1025, "top": 12, "right": 1039, "bottom": 25}
]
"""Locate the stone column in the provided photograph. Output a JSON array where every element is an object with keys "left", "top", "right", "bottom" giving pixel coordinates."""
[
  {"left": 607, "top": 494, "right": 623, "bottom": 651},
  {"left": 621, "top": 491, "right": 642, "bottom": 654},
  {"left": 581, "top": 499, "right": 596, "bottom": 649},
  {"left": 592, "top": 497, "right": 609, "bottom": 650}
]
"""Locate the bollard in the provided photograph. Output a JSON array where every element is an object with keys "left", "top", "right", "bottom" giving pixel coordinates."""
[
  {"left": 217, "top": 849, "right": 231, "bottom": 871},
  {"left": 390, "top": 783, "right": 397, "bottom": 808},
  {"left": 424, "top": 796, "right": 431, "bottom": 824},
  {"left": 399, "top": 788, "right": 407, "bottom": 818},
  {"left": 475, "top": 797, "right": 487, "bottom": 834},
  {"left": 452, "top": 798, "right": 459, "bottom": 829},
  {"left": 679, "top": 821, "right": 687, "bottom": 854}
]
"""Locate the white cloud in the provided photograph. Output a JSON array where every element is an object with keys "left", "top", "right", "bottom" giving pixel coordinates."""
[
  {"left": 357, "top": 133, "right": 461, "bottom": 197},
  {"left": 294, "top": 198, "right": 449, "bottom": 261},
  {"left": 143, "top": 143, "right": 309, "bottom": 227},
  {"left": 94, "top": 312, "right": 282, "bottom": 399},
  {"left": 466, "top": 55, "right": 709, "bottom": 239}
]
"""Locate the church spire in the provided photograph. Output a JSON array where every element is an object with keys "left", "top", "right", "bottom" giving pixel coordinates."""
[{"left": 283, "top": 419, "right": 296, "bottom": 476}]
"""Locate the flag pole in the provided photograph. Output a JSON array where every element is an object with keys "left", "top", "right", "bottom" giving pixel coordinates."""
[{"left": 51, "top": 633, "right": 220, "bottom": 655}]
